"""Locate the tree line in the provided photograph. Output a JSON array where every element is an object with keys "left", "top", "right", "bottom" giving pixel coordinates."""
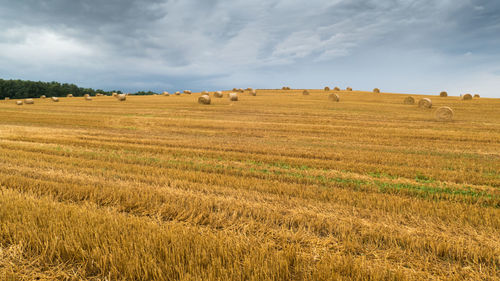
[{"left": 0, "top": 79, "right": 159, "bottom": 99}]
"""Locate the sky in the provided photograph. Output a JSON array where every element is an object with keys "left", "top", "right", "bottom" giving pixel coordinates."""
[{"left": 0, "top": 0, "right": 499, "bottom": 97}]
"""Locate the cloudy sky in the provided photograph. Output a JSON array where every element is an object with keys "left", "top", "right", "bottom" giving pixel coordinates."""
[{"left": 1, "top": 0, "right": 499, "bottom": 97}]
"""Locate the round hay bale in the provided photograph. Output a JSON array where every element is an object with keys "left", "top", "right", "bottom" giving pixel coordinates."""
[
  {"left": 246, "top": 88, "right": 253, "bottom": 91},
  {"left": 439, "top": 91, "right": 448, "bottom": 97},
  {"left": 232, "top": 88, "right": 238, "bottom": 91},
  {"left": 403, "top": 96, "right": 415, "bottom": 104},
  {"left": 162, "top": 91, "right": 169, "bottom": 96},
  {"left": 462, "top": 93, "right": 472, "bottom": 100},
  {"left": 117, "top": 94, "right": 126, "bottom": 101},
  {"left": 67, "top": 94, "right": 73, "bottom": 97},
  {"left": 4, "top": 97, "right": 10, "bottom": 100},
  {"left": 238, "top": 88, "right": 244, "bottom": 92},
  {"left": 435, "top": 106, "right": 454, "bottom": 121},
  {"left": 474, "top": 94, "right": 480, "bottom": 98},
  {"left": 85, "top": 96, "right": 92, "bottom": 101},
  {"left": 83, "top": 94, "right": 90, "bottom": 98},
  {"left": 418, "top": 98, "right": 432, "bottom": 108},
  {"left": 175, "top": 91, "right": 181, "bottom": 95},
  {"left": 249, "top": 90, "right": 256, "bottom": 96},
  {"left": 24, "top": 99, "right": 34, "bottom": 104},
  {"left": 112, "top": 92, "right": 118, "bottom": 97},
  {"left": 40, "top": 95, "right": 46, "bottom": 99},
  {"left": 346, "top": 87, "right": 352, "bottom": 91},
  {"left": 183, "top": 90, "right": 192, "bottom": 94},
  {"left": 329, "top": 93, "right": 340, "bottom": 102},
  {"left": 333, "top": 87, "right": 340, "bottom": 91},
  {"left": 373, "top": 88, "right": 380, "bottom": 93},
  {"left": 229, "top": 92, "right": 238, "bottom": 101},
  {"left": 16, "top": 100, "right": 23, "bottom": 105},
  {"left": 198, "top": 95, "right": 211, "bottom": 105},
  {"left": 51, "top": 97, "right": 59, "bottom": 102},
  {"left": 213, "top": 91, "right": 223, "bottom": 98},
  {"left": 324, "top": 86, "right": 330, "bottom": 91},
  {"left": 302, "top": 90, "right": 310, "bottom": 95},
  {"left": 96, "top": 93, "right": 102, "bottom": 96}
]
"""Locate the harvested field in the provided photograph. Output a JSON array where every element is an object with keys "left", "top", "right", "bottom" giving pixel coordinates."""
[{"left": 0, "top": 90, "right": 499, "bottom": 280}]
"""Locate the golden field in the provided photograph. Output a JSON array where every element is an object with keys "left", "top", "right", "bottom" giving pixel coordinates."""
[{"left": 0, "top": 89, "right": 499, "bottom": 280}]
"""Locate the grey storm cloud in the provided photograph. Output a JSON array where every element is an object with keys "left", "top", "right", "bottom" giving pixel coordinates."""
[{"left": 0, "top": 0, "right": 499, "bottom": 96}]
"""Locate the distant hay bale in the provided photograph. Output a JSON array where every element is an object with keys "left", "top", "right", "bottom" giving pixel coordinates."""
[
  {"left": 333, "top": 87, "right": 340, "bottom": 91},
  {"left": 175, "top": 91, "right": 181, "bottom": 95},
  {"left": 329, "top": 93, "right": 340, "bottom": 102},
  {"left": 229, "top": 92, "right": 238, "bottom": 101},
  {"left": 302, "top": 90, "right": 310, "bottom": 95},
  {"left": 249, "top": 89, "right": 257, "bottom": 96},
  {"left": 96, "top": 93, "right": 102, "bottom": 96},
  {"left": 183, "top": 90, "right": 192, "bottom": 94},
  {"left": 24, "top": 99, "right": 34, "bottom": 104},
  {"left": 201, "top": 91, "right": 209, "bottom": 95},
  {"left": 440, "top": 91, "right": 448, "bottom": 97},
  {"left": 474, "top": 94, "right": 480, "bottom": 98},
  {"left": 238, "top": 88, "right": 244, "bottom": 92},
  {"left": 51, "top": 97, "right": 59, "bottom": 102},
  {"left": 85, "top": 96, "right": 92, "bottom": 101},
  {"left": 117, "top": 94, "right": 126, "bottom": 101},
  {"left": 246, "top": 88, "right": 253, "bottom": 91},
  {"left": 435, "top": 106, "right": 454, "bottom": 121},
  {"left": 40, "top": 95, "right": 46, "bottom": 99},
  {"left": 324, "top": 86, "right": 330, "bottom": 91},
  {"left": 162, "top": 91, "right": 169, "bottom": 96},
  {"left": 198, "top": 95, "right": 211, "bottom": 105},
  {"left": 373, "top": 88, "right": 380, "bottom": 93},
  {"left": 404, "top": 96, "right": 415, "bottom": 104},
  {"left": 462, "top": 93, "right": 472, "bottom": 100},
  {"left": 5, "top": 97, "right": 9, "bottom": 100},
  {"left": 83, "top": 94, "right": 90, "bottom": 98},
  {"left": 67, "top": 94, "right": 73, "bottom": 97},
  {"left": 346, "top": 87, "right": 352, "bottom": 91},
  {"left": 213, "top": 91, "right": 223, "bottom": 98},
  {"left": 232, "top": 88, "right": 238, "bottom": 91},
  {"left": 418, "top": 98, "right": 432, "bottom": 108},
  {"left": 16, "top": 100, "right": 23, "bottom": 105},
  {"left": 112, "top": 92, "right": 118, "bottom": 97}
]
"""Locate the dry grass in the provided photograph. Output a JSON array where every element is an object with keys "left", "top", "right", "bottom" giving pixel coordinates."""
[{"left": 0, "top": 90, "right": 499, "bottom": 280}]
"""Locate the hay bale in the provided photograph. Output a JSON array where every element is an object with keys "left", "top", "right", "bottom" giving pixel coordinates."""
[
  {"left": 83, "top": 94, "right": 90, "bottom": 98},
  {"left": 201, "top": 91, "right": 209, "bottom": 95},
  {"left": 117, "top": 94, "right": 126, "bottom": 101},
  {"left": 418, "top": 98, "right": 432, "bottom": 108},
  {"left": 51, "top": 97, "right": 59, "bottom": 102},
  {"left": 249, "top": 89, "right": 257, "bottom": 96},
  {"left": 346, "top": 87, "right": 352, "bottom": 91},
  {"left": 404, "top": 96, "right": 415, "bottom": 104},
  {"left": 16, "top": 100, "right": 23, "bottom": 105},
  {"left": 462, "top": 93, "right": 472, "bottom": 100},
  {"left": 435, "top": 106, "right": 454, "bottom": 121},
  {"left": 85, "top": 96, "right": 92, "bottom": 101},
  {"left": 238, "top": 88, "right": 244, "bottom": 92},
  {"left": 4, "top": 97, "right": 9, "bottom": 100},
  {"left": 333, "top": 87, "right": 340, "bottom": 91},
  {"left": 96, "top": 93, "right": 102, "bottom": 96},
  {"left": 67, "top": 94, "right": 73, "bottom": 97},
  {"left": 175, "top": 91, "right": 181, "bottom": 95},
  {"left": 40, "top": 95, "right": 46, "bottom": 99},
  {"left": 373, "top": 88, "right": 380, "bottom": 93},
  {"left": 214, "top": 91, "right": 223, "bottom": 98},
  {"left": 198, "top": 95, "right": 211, "bottom": 105},
  {"left": 232, "top": 88, "right": 238, "bottom": 91},
  {"left": 162, "top": 91, "right": 169, "bottom": 96},
  {"left": 439, "top": 91, "right": 448, "bottom": 97},
  {"left": 474, "top": 94, "right": 480, "bottom": 98},
  {"left": 302, "top": 90, "right": 310, "bottom": 95},
  {"left": 183, "top": 90, "right": 192, "bottom": 94},
  {"left": 24, "top": 99, "right": 34, "bottom": 104},
  {"left": 246, "top": 88, "right": 253, "bottom": 91},
  {"left": 329, "top": 93, "right": 340, "bottom": 102},
  {"left": 324, "top": 86, "right": 330, "bottom": 91},
  {"left": 112, "top": 92, "right": 118, "bottom": 97},
  {"left": 229, "top": 92, "right": 238, "bottom": 101}
]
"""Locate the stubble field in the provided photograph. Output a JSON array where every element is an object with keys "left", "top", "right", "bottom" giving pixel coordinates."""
[{"left": 0, "top": 89, "right": 499, "bottom": 280}]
